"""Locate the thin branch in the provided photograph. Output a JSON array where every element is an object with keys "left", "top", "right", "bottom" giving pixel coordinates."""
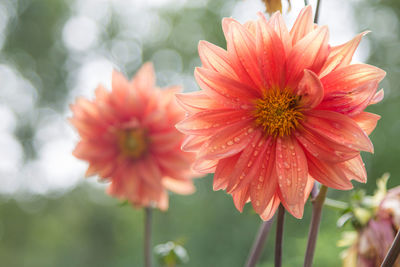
[
  {"left": 303, "top": 185, "right": 328, "bottom": 267},
  {"left": 314, "top": 0, "right": 322, "bottom": 24},
  {"left": 381, "top": 230, "right": 400, "bottom": 267},
  {"left": 275, "top": 205, "right": 285, "bottom": 267},
  {"left": 144, "top": 207, "right": 152, "bottom": 267},
  {"left": 245, "top": 217, "right": 275, "bottom": 267}
]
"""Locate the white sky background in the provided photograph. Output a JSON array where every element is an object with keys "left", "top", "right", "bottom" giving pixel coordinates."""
[{"left": 0, "top": 0, "right": 371, "bottom": 198}]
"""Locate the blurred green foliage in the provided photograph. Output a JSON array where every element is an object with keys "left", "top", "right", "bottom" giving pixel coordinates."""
[
  {"left": 0, "top": 0, "right": 399, "bottom": 266},
  {"left": 154, "top": 241, "right": 189, "bottom": 266}
]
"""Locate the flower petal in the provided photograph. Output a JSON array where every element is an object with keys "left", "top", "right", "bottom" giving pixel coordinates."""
[
  {"left": 162, "top": 177, "right": 195, "bottom": 195},
  {"left": 297, "top": 69, "right": 324, "bottom": 109},
  {"left": 338, "top": 155, "right": 367, "bottom": 183},
  {"left": 256, "top": 14, "right": 286, "bottom": 89},
  {"left": 286, "top": 26, "right": 330, "bottom": 87},
  {"left": 192, "top": 158, "right": 218, "bottom": 173},
  {"left": 304, "top": 110, "right": 374, "bottom": 153},
  {"left": 222, "top": 17, "right": 236, "bottom": 39},
  {"left": 112, "top": 70, "right": 131, "bottom": 99},
  {"left": 307, "top": 153, "right": 354, "bottom": 190},
  {"left": 303, "top": 175, "right": 315, "bottom": 202},
  {"left": 198, "top": 40, "right": 238, "bottom": 80},
  {"left": 232, "top": 185, "right": 250, "bottom": 212},
  {"left": 225, "top": 19, "right": 262, "bottom": 89},
  {"left": 181, "top": 135, "right": 209, "bottom": 152},
  {"left": 85, "top": 160, "right": 116, "bottom": 178},
  {"left": 175, "top": 92, "right": 220, "bottom": 114},
  {"left": 276, "top": 136, "right": 308, "bottom": 218},
  {"left": 194, "top": 67, "right": 259, "bottom": 108},
  {"left": 176, "top": 109, "right": 249, "bottom": 135},
  {"left": 131, "top": 62, "right": 155, "bottom": 90},
  {"left": 157, "top": 191, "right": 169, "bottom": 211},
  {"left": 319, "top": 32, "right": 368, "bottom": 77},
  {"left": 137, "top": 158, "right": 163, "bottom": 189},
  {"left": 267, "top": 11, "right": 292, "bottom": 55},
  {"left": 260, "top": 193, "right": 280, "bottom": 221},
  {"left": 73, "top": 141, "right": 117, "bottom": 160},
  {"left": 289, "top": 6, "right": 314, "bottom": 45},
  {"left": 226, "top": 131, "right": 269, "bottom": 193},
  {"left": 370, "top": 88, "right": 384, "bottom": 105},
  {"left": 244, "top": 21, "right": 256, "bottom": 36},
  {"left": 318, "top": 81, "right": 379, "bottom": 116},
  {"left": 197, "top": 120, "right": 256, "bottom": 161},
  {"left": 250, "top": 139, "right": 277, "bottom": 214},
  {"left": 352, "top": 112, "right": 380, "bottom": 135},
  {"left": 156, "top": 151, "right": 196, "bottom": 179},
  {"left": 295, "top": 129, "right": 359, "bottom": 163},
  {"left": 214, "top": 154, "right": 241, "bottom": 191},
  {"left": 321, "top": 64, "right": 386, "bottom": 95},
  {"left": 150, "top": 130, "right": 183, "bottom": 153}
]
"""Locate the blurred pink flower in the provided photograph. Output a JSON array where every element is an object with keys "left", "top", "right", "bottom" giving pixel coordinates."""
[
  {"left": 379, "top": 186, "right": 400, "bottom": 229},
  {"left": 70, "top": 63, "right": 197, "bottom": 210},
  {"left": 357, "top": 219, "right": 398, "bottom": 267},
  {"left": 338, "top": 176, "right": 400, "bottom": 267},
  {"left": 360, "top": 186, "right": 400, "bottom": 267},
  {"left": 176, "top": 6, "right": 385, "bottom": 219}
]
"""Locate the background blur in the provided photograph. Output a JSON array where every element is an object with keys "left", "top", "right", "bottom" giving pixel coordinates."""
[{"left": 0, "top": 0, "right": 398, "bottom": 266}]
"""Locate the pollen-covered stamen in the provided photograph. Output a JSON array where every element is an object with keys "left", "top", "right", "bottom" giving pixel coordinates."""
[
  {"left": 254, "top": 89, "right": 304, "bottom": 137},
  {"left": 117, "top": 128, "right": 148, "bottom": 158}
]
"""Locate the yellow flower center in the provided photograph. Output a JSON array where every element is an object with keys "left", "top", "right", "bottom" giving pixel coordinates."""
[
  {"left": 254, "top": 89, "right": 303, "bottom": 137},
  {"left": 117, "top": 128, "right": 148, "bottom": 159}
]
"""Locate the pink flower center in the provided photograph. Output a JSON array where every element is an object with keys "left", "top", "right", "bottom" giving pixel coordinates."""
[
  {"left": 254, "top": 89, "right": 303, "bottom": 137},
  {"left": 117, "top": 128, "right": 148, "bottom": 159}
]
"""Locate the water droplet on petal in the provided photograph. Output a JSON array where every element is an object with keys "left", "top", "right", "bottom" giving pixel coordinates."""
[{"left": 284, "top": 162, "right": 290, "bottom": 169}]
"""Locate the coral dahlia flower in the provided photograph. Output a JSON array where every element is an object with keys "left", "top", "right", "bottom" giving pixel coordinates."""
[
  {"left": 70, "top": 63, "right": 197, "bottom": 210},
  {"left": 176, "top": 6, "right": 386, "bottom": 219}
]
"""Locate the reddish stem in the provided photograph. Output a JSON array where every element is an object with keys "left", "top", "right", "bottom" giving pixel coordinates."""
[
  {"left": 303, "top": 185, "right": 328, "bottom": 267},
  {"left": 245, "top": 217, "right": 275, "bottom": 267},
  {"left": 144, "top": 207, "right": 152, "bottom": 267},
  {"left": 275, "top": 205, "right": 285, "bottom": 267}
]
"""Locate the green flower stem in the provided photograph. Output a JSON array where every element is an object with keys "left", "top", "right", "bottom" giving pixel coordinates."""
[
  {"left": 323, "top": 198, "right": 349, "bottom": 211},
  {"left": 144, "top": 207, "right": 152, "bottom": 267},
  {"left": 314, "top": 0, "right": 322, "bottom": 23},
  {"left": 304, "top": 0, "right": 309, "bottom": 6},
  {"left": 381, "top": 229, "right": 400, "bottom": 267},
  {"left": 304, "top": 185, "right": 328, "bottom": 267},
  {"left": 275, "top": 205, "right": 285, "bottom": 267},
  {"left": 245, "top": 216, "right": 275, "bottom": 267}
]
